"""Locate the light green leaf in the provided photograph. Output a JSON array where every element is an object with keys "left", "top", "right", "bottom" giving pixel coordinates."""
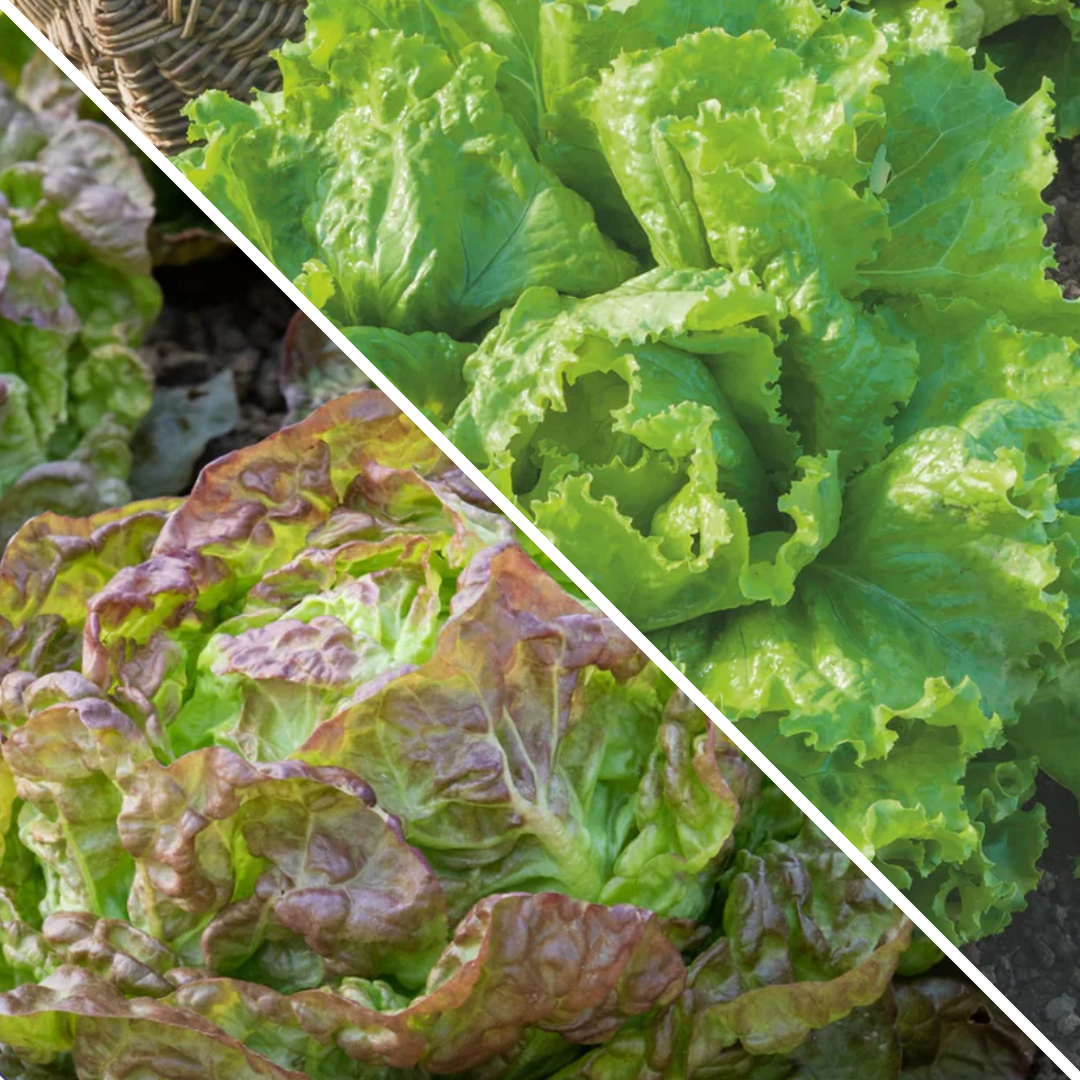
[
  {"left": 866, "top": 46, "right": 1080, "bottom": 336},
  {"left": 181, "top": 31, "right": 633, "bottom": 338},
  {"left": 452, "top": 269, "right": 843, "bottom": 629},
  {"left": 683, "top": 425, "right": 1066, "bottom": 763}
]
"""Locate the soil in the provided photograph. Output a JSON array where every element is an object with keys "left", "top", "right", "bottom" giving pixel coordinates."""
[
  {"left": 138, "top": 246, "right": 296, "bottom": 493},
  {"left": 964, "top": 775, "right": 1080, "bottom": 1079},
  {"left": 1046, "top": 138, "right": 1080, "bottom": 300}
]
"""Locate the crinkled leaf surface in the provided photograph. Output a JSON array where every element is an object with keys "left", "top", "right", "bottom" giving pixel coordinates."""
[
  {"left": 180, "top": 29, "right": 633, "bottom": 338},
  {"left": 0, "top": 43, "right": 157, "bottom": 537},
  {"left": 450, "top": 268, "right": 842, "bottom": 630}
]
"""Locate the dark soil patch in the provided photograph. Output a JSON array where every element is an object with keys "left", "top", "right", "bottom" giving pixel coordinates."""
[
  {"left": 1046, "top": 138, "right": 1080, "bottom": 300},
  {"left": 964, "top": 774, "right": 1080, "bottom": 1078},
  {"left": 138, "top": 247, "right": 296, "bottom": 493}
]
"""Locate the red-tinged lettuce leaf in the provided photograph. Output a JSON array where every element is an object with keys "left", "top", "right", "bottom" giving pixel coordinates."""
[
  {"left": 748, "top": 991, "right": 900, "bottom": 1079},
  {"left": 150, "top": 391, "right": 504, "bottom": 578},
  {"left": 575, "top": 989, "right": 903, "bottom": 1080},
  {"left": 170, "top": 533, "right": 456, "bottom": 761},
  {"left": 1, "top": 676, "right": 149, "bottom": 921},
  {"left": 0, "top": 63, "right": 160, "bottom": 539},
  {"left": 0, "top": 667, "right": 449, "bottom": 993},
  {"left": 0, "top": 966, "right": 305, "bottom": 1079},
  {"left": 600, "top": 693, "right": 750, "bottom": 917},
  {"left": 0, "top": 440, "right": 135, "bottom": 552},
  {"left": 3, "top": 119, "right": 154, "bottom": 283},
  {"left": 548, "top": 825, "right": 912, "bottom": 1078},
  {"left": 39, "top": 913, "right": 180, "bottom": 999},
  {"left": 167, "top": 892, "right": 685, "bottom": 1074},
  {"left": 593, "top": 971, "right": 1036, "bottom": 1080},
  {"left": 79, "top": 392, "right": 511, "bottom": 741},
  {"left": 149, "top": 979, "right": 413, "bottom": 1080},
  {"left": 297, "top": 541, "right": 743, "bottom": 920},
  {"left": 0, "top": 895, "right": 683, "bottom": 1076},
  {"left": 691, "top": 825, "right": 912, "bottom": 1055},
  {"left": 117, "top": 750, "right": 447, "bottom": 990},
  {"left": 0, "top": 886, "right": 52, "bottom": 994},
  {"left": 0, "top": 498, "right": 177, "bottom": 681},
  {"left": 0, "top": 194, "right": 76, "bottom": 334}
]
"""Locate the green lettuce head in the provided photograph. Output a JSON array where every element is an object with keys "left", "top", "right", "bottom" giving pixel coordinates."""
[
  {"left": 405, "top": 4, "right": 1076, "bottom": 951},
  {"left": 0, "top": 28, "right": 160, "bottom": 542}
]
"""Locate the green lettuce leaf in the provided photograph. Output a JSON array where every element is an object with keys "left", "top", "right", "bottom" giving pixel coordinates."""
[
  {"left": 1011, "top": 644, "right": 1080, "bottom": 805},
  {"left": 450, "top": 268, "right": 843, "bottom": 629},
  {"left": 179, "top": 29, "right": 633, "bottom": 338},
  {"left": 865, "top": 46, "right": 1079, "bottom": 336},
  {"left": 690, "top": 422, "right": 1066, "bottom": 759},
  {"left": 859, "top": 0, "right": 1076, "bottom": 51},
  {"left": 983, "top": 14, "right": 1080, "bottom": 140},
  {"left": 341, "top": 324, "right": 471, "bottom": 426}
]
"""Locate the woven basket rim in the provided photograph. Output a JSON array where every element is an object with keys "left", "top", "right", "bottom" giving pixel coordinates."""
[{"left": 9, "top": 0, "right": 306, "bottom": 151}]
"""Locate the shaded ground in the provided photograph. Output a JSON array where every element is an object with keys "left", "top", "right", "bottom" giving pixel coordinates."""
[
  {"left": 133, "top": 247, "right": 295, "bottom": 497},
  {"left": 965, "top": 776, "right": 1080, "bottom": 1079},
  {"left": 1047, "top": 137, "right": 1080, "bottom": 300}
]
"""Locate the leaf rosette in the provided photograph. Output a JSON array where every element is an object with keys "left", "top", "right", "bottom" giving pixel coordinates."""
[{"left": 0, "top": 391, "right": 937, "bottom": 1077}]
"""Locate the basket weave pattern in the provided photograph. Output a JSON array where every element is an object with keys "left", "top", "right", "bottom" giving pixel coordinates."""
[{"left": 10, "top": 0, "right": 307, "bottom": 152}]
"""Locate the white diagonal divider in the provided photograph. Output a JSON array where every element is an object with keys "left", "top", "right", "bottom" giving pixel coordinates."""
[{"left": 1, "top": 6, "right": 1074, "bottom": 1076}]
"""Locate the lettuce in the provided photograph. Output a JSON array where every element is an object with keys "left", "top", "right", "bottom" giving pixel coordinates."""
[
  {"left": 173, "top": 0, "right": 1080, "bottom": 957},
  {"left": 0, "top": 24, "right": 160, "bottom": 542},
  {"left": 0, "top": 390, "right": 984, "bottom": 1078}
]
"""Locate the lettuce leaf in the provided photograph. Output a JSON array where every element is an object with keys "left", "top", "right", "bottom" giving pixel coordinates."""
[
  {"left": 450, "top": 268, "right": 842, "bottom": 629},
  {"left": 865, "top": 47, "right": 1076, "bottom": 337},
  {"left": 982, "top": 13, "right": 1080, "bottom": 140},
  {"left": 0, "top": 29, "right": 159, "bottom": 543},
  {"left": 180, "top": 27, "right": 633, "bottom": 338},
  {"left": 0, "top": 391, "right": 948, "bottom": 1078},
  {"left": 548, "top": 824, "right": 912, "bottom": 1076}
]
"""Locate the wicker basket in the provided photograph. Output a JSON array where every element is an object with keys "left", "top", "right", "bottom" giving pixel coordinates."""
[{"left": 9, "top": 0, "right": 307, "bottom": 153}]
